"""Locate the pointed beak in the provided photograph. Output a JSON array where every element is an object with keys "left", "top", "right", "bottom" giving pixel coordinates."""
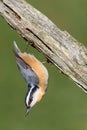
[{"left": 25, "top": 107, "right": 31, "bottom": 116}]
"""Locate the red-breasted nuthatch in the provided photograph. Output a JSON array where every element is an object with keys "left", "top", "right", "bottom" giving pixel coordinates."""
[{"left": 13, "top": 41, "right": 48, "bottom": 115}]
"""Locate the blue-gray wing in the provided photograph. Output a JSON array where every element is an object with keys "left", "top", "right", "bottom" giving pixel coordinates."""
[{"left": 15, "top": 55, "right": 39, "bottom": 86}]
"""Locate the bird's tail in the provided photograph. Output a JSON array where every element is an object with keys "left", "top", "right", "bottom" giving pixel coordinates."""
[{"left": 13, "top": 41, "right": 21, "bottom": 54}]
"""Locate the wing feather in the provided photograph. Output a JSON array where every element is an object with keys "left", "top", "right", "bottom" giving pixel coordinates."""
[
  {"left": 14, "top": 41, "right": 39, "bottom": 86},
  {"left": 16, "top": 56, "right": 39, "bottom": 86}
]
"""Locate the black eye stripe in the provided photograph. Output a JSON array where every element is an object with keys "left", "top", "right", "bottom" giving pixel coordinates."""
[
  {"left": 30, "top": 85, "right": 39, "bottom": 100},
  {"left": 28, "top": 85, "right": 39, "bottom": 105},
  {"left": 29, "top": 96, "right": 33, "bottom": 105},
  {"left": 32, "top": 85, "right": 39, "bottom": 93}
]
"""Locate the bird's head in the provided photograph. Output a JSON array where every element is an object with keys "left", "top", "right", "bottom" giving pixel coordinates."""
[{"left": 25, "top": 84, "right": 44, "bottom": 115}]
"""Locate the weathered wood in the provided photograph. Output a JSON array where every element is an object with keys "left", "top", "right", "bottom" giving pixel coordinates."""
[{"left": 0, "top": 0, "right": 87, "bottom": 92}]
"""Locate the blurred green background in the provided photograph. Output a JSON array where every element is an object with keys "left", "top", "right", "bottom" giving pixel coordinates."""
[{"left": 0, "top": 0, "right": 87, "bottom": 130}]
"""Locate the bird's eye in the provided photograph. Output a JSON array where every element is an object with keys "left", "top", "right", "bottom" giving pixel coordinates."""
[{"left": 29, "top": 97, "right": 33, "bottom": 105}]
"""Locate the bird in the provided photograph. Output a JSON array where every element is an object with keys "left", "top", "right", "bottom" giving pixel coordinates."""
[{"left": 13, "top": 41, "right": 49, "bottom": 115}]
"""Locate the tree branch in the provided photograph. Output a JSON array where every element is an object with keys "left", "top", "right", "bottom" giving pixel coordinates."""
[{"left": 0, "top": 0, "right": 87, "bottom": 92}]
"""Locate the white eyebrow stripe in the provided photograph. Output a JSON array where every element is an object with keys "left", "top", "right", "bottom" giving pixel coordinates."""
[{"left": 26, "top": 84, "right": 34, "bottom": 106}]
